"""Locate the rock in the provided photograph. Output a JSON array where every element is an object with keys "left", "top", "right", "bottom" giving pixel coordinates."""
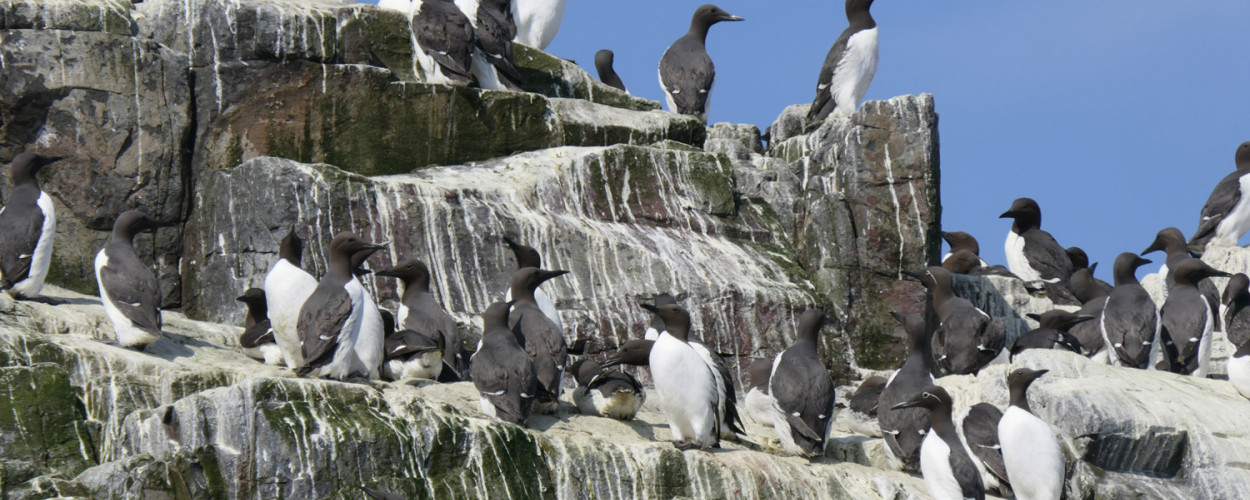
[
  {"left": 0, "top": 27, "right": 192, "bottom": 305},
  {"left": 0, "top": 0, "right": 134, "bottom": 35},
  {"left": 951, "top": 273, "right": 1076, "bottom": 347},
  {"left": 0, "top": 363, "right": 96, "bottom": 498}
]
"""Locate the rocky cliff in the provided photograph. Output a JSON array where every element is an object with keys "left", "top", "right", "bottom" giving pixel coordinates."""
[{"left": 3, "top": 1, "right": 1249, "bottom": 499}]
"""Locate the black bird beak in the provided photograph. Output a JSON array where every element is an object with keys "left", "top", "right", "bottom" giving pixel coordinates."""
[
  {"left": 375, "top": 269, "right": 401, "bottom": 278},
  {"left": 1207, "top": 269, "right": 1233, "bottom": 279},
  {"left": 1141, "top": 239, "right": 1164, "bottom": 256},
  {"left": 1134, "top": 257, "right": 1153, "bottom": 267},
  {"left": 998, "top": 210, "right": 1016, "bottom": 219},
  {"left": 503, "top": 236, "right": 520, "bottom": 250},
  {"left": 721, "top": 13, "right": 745, "bottom": 22},
  {"left": 1074, "top": 315, "right": 1097, "bottom": 324},
  {"left": 599, "top": 355, "right": 624, "bottom": 370},
  {"left": 889, "top": 311, "right": 905, "bottom": 324},
  {"left": 640, "top": 303, "right": 660, "bottom": 314},
  {"left": 891, "top": 400, "right": 923, "bottom": 410},
  {"left": 1089, "top": 262, "right": 1099, "bottom": 273},
  {"left": 901, "top": 270, "right": 924, "bottom": 280},
  {"left": 540, "top": 269, "right": 571, "bottom": 282},
  {"left": 1026, "top": 313, "right": 1042, "bottom": 322}
]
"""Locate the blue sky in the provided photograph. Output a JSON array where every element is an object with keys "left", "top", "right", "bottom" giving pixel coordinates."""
[{"left": 364, "top": 1, "right": 1250, "bottom": 280}]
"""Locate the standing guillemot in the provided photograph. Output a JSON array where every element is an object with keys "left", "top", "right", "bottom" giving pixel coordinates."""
[
  {"left": 1159, "top": 258, "right": 1229, "bottom": 376},
  {"left": 878, "top": 312, "right": 936, "bottom": 471},
  {"left": 570, "top": 358, "right": 646, "bottom": 420},
  {"left": 1142, "top": 227, "right": 1220, "bottom": 319},
  {"left": 743, "top": 357, "right": 775, "bottom": 427},
  {"left": 999, "top": 368, "right": 1065, "bottom": 500},
  {"left": 768, "top": 309, "right": 837, "bottom": 457},
  {"left": 511, "top": 0, "right": 566, "bottom": 49},
  {"left": 1011, "top": 310, "right": 1089, "bottom": 361},
  {"left": 0, "top": 153, "right": 61, "bottom": 299},
  {"left": 1000, "top": 198, "right": 1074, "bottom": 288},
  {"left": 1189, "top": 142, "right": 1250, "bottom": 251},
  {"left": 295, "top": 232, "right": 386, "bottom": 380},
  {"left": 473, "top": 301, "right": 539, "bottom": 425},
  {"left": 595, "top": 50, "right": 627, "bottom": 92},
  {"left": 658, "top": 4, "right": 743, "bottom": 122},
  {"left": 508, "top": 267, "right": 571, "bottom": 413},
  {"left": 503, "top": 237, "right": 563, "bottom": 331},
  {"left": 237, "top": 288, "right": 282, "bottom": 365},
  {"left": 642, "top": 302, "right": 726, "bottom": 449},
  {"left": 1222, "top": 273, "right": 1250, "bottom": 348},
  {"left": 1068, "top": 263, "right": 1110, "bottom": 360},
  {"left": 376, "top": 258, "right": 464, "bottom": 380},
  {"left": 1100, "top": 252, "right": 1160, "bottom": 369},
  {"left": 893, "top": 386, "right": 985, "bottom": 500},
  {"left": 264, "top": 227, "right": 318, "bottom": 369},
  {"left": 806, "top": 0, "right": 878, "bottom": 121},
  {"left": 457, "top": 0, "right": 525, "bottom": 90},
  {"left": 95, "top": 211, "right": 170, "bottom": 350},
  {"left": 906, "top": 266, "right": 1005, "bottom": 375},
  {"left": 961, "top": 402, "right": 1009, "bottom": 495},
  {"left": 410, "top": 0, "right": 476, "bottom": 86}
]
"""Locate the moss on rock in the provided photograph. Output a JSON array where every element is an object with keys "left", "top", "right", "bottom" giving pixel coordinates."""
[{"left": 0, "top": 364, "right": 96, "bottom": 497}]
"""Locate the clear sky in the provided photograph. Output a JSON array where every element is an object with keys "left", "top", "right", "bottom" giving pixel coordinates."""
[{"left": 363, "top": 1, "right": 1250, "bottom": 280}]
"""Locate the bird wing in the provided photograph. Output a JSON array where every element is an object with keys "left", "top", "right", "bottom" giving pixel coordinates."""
[
  {"left": 1021, "top": 229, "right": 1074, "bottom": 282},
  {"left": 0, "top": 193, "right": 42, "bottom": 288},
  {"left": 472, "top": 339, "right": 536, "bottom": 424},
  {"left": 949, "top": 445, "right": 988, "bottom": 500},
  {"left": 806, "top": 28, "right": 853, "bottom": 121},
  {"left": 962, "top": 404, "right": 1008, "bottom": 484},
  {"left": 1161, "top": 293, "right": 1207, "bottom": 372},
  {"left": 413, "top": 1, "right": 475, "bottom": 81},
  {"left": 1192, "top": 171, "right": 1245, "bottom": 245},
  {"left": 98, "top": 257, "right": 162, "bottom": 332},
  {"left": 295, "top": 284, "right": 352, "bottom": 375},
  {"left": 239, "top": 320, "right": 275, "bottom": 349},
  {"left": 769, "top": 351, "right": 835, "bottom": 452},
  {"left": 848, "top": 382, "right": 885, "bottom": 416},
  {"left": 383, "top": 330, "right": 441, "bottom": 360},
  {"left": 1104, "top": 289, "right": 1158, "bottom": 368},
  {"left": 510, "top": 305, "right": 567, "bottom": 399},
  {"left": 659, "top": 39, "right": 715, "bottom": 116},
  {"left": 473, "top": 8, "right": 524, "bottom": 89}
]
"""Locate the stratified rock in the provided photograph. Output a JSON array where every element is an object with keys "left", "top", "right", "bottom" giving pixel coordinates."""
[
  {"left": 0, "top": 0, "right": 134, "bottom": 34},
  {"left": 951, "top": 273, "right": 1072, "bottom": 347},
  {"left": 768, "top": 97, "right": 942, "bottom": 371},
  {"left": 0, "top": 363, "right": 96, "bottom": 498},
  {"left": 0, "top": 26, "right": 192, "bottom": 304}
]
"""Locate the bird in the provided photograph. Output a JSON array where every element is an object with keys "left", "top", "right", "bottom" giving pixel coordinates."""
[
  {"left": 642, "top": 302, "right": 728, "bottom": 449},
  {"left": 376, "top": 258, "right": 464, "bottom": 380},
  {"left": 382, "top": 328, "right": 445, "bottom": 381},
  {"left": 502, "top": 237, "right": 563, "bottom": 332},
  {"left": 942, "top": 250, "right": 984, "bottom": 275},
  {"left": 999, "top": 368, "right": 1065, "bottom": 500},
  {"left": 906, "top": 266, "right": 1006, "bottom": 375},
  {"left": 1100, "top": 252, "right": 1160, "bottom": 369},
  {"left": 599, "top": 338, "right": 655, "bottom": 370},
  {"left": 1229, "top": 338, "right": 1250, "bottom": 400},
  {"left": 236, "top": 288, "right": 283, "bottom": 365},
  {"left": 264, "top": 227, "right": 319, "bottom": 370},
  {"left": 1067, "top": 263, "right": 1111, "bottom": 360},
  {"left": 768, "top": 309, "right": 837, "bottom": 457},
  {"left": 1188, "top": 142, "right": 1250, "bottom": 251},
  {"left": 508, "top": 267, "right": 571, "bottom": 413},
  {"left": 1000, "top": 198, "right": 1074, "bottom": 288},
  {"left": 457, "top": 0, "right": 524, "bottom": 90},
  {"left": 878, "top": 311, "right": 937, "bottom": 471},
  {"left": 409, "top": 0, "right": 476, "bottom": 86},
  {"left": 570, "top": 358, "right": 646, "bottom": 420},
  {"left": 1222, "top": 273, "right": 1250, "bottom": 348},
  {"left": 658, "top": 4, "right": 744, "bottom": 122},
  {"left": 511, "top": 0, "right": 566, "bottom": 49},
  {"left": 295, "top": 232, "right": 385, "bottom": 380},
  {"left": 806, "top": 0, "right": 878, "bottom": 121},
  {"left": 892, "top": 385, "right": 986, "bottom": 500},
  {"left": 95, "top": 211, "right": 169, "bottom": 350},
  {"left": 643, "top": 293, "right": 679, "bottom": 340},
  {"left": 743, "top": 357, "right": 775, "bottom": 427},
  {"left": 0, "top": 152, "right": 61, "bottom": 299},
  {"left": 1067, "top": 247, "right": 1113, "bottom": 294},
  {"left": 1142, "top": 227, "right": 1220, "bottom": 319},
  {"left": 941, "top": 231, "right": 983, "bottom": 264},
  {"left": 1159, "top": 258, "right": 1230, "bottom": 376},
  {"left": 377, "top": 0, "right": 411, "bottom": 12},
  {"left": 350, "top": 246, "right": 387, "bottom": 380},
  {"left": 1011, "top": 310, "right": 1089, "bottom": 361},
  {"left": 594, "top": 49, "right": 627, "bottom": 92},
  {"left": 961, "top": 403, "right": 1009, "bottom": 495},
  {"left": 472, "top": 301, "right": 539, "bottom": 425},
  {"left": 1069, "top": 262, "right": 1112, "bottom": 305},
  {"left": 844, "top": 376, "right": 887, "bottom": 437}
]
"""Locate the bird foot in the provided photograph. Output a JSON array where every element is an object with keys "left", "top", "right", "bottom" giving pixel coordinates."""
[{"left": 673, "top": 441, "right": 701, "bottom": 451}]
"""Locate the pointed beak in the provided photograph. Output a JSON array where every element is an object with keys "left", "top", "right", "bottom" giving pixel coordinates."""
[
  {"left": 1026, "top": 313, "right": 1042, "bottom": 321},
  {"left": 891, "top": 400, "right": 922, "bottom": 410},
  {"left": 503, "top": 236, "right": 520, "bottom": 250},
  {"left": 1074, "top": 315, "right": 1096, "bottom": 324},
  {"left": 889, "top": 311, "right": 905, "bottom": 324},
  {"left": 998, "top": 210, "right": 1015, "bottom": 219},
  {"left": 375, "top": 269, "right": 400, "bottom": 278},
  {"left": 901, "top": 270, "right": 924, "bottom": 280},
  {"left": 1135, "top": 257, "right": 1153, "bottom": 267},
  {"left": 722, "top": 14, "right": 744, "bottom": 21},
  {"left": 1032, "top": 369, "right": 1050, "bottom": 379},
  {"left": 640, "top": 303, "right": 660, "bottom": 314},
  {"left": 1141, "top": 240, "right": 1163, "bottom": 256},
  {"left": 541, "top": 269, "right": 571, "bottom": 282},
  {"left": 1208, "top": 269, "right": 1233, "bottom": 279},
  {"left": 1089, "top": 262, "right": 1099, "bottom": 273}
]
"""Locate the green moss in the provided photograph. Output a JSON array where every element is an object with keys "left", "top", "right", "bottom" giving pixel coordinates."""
[
  {"left": 166, "top": 371, "right": 233, "bottom": 402},
  {"left": 0, "top": 364, "right": 96, "bottom": 495},
  {"left": 224, "top": 134, "right": 244, "bottom": 170},
  {"left": 652, "top": 448, "right": 692, "bottom": 498},
  {"left": 44, "top": 256, "right": 98, "bottom": 296},
  {"left": 513, "top": 45, "right": 660, "bottom": 112}
]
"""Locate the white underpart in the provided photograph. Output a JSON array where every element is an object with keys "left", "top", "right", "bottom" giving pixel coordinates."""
[
  {"left": 1004, "top": 231, "right": 1055, "bottom": 283},
  {"left": 504, "top": 286, "right": 563, "bottom": 332},
  {"left": 573, "top": 383, "right": 645, "bottom": 420},
  {"left": 644, "top": 326, "right": 660, "bottom": 341},
  {"left": 690, "top": 340, "right": 731, "bottom": 438},
  {"left": 264, "top": 259, "right": 318, "bottom": 369},
  {"left": 650, "top": 332, "right": 719, "bottom": 447},
  {"left": 243, "top": 342, "right": 284, "bottom": 366},
  {"left": 352, "top": 288, "right": 385, "bottom": 380},
  {"left": 1150, "top": 306, "right": 1162, "bottom": 370},
  {"left": 1228, "top": 353, "right": 1250, "bottom": 399},
  {"left": 918, "top": 431, "right": 966, "bottom": 500},
  {"left": 95, "top": 250, "right": 161, "bottom": 348},
  {"left": 309, "top": 279, "right": 366, "bottom": 380},
  {"left": 999, "top": 406, "right": 1065, "bottom": 500},
  {"left": 452, "top": 0, "right": 509, "bottom": 91},
  {"left": 1210, "top": 174, "right": 1250, "bottom": 247},
  {"left": 397, "top": 303, "right": 410, "bottom": 330},
  {"left": 511, "top": 0, "right": 567, "bottom": 49},
  {"left": 744, "top": 387, "right": 775, "bottom": 427},
  {"left": 8, "top": 191, "right": 56, "bottom": 298},
  {"left": 1195, "top": 295, "right": 1214, "bottom": 377},
  {"left": 829, "top": 27, "right": 879, "bottom": 117},
  {"left": 378, "top": 0, "right": 411, "bottom": 12},
  {"left": 941, "top": 251, "right": 990, "bottom": 269},
  {"left": 383, "top": 350, "right": 443, "bottom": 381}
]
